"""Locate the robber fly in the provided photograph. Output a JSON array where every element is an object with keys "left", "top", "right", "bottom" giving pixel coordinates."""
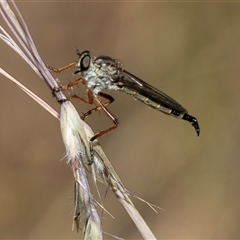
[{"left": 50, "top": 50, "right": 200, "bottom": 140}]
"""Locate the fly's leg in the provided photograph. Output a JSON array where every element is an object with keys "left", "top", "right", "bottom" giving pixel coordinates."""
[
  {"left": 81, "top": 92, "right": 114, "bottom": 119},
  {"left": 86, "top": 92, "right": 118, "bottom": 142},
  {"left": 51, "top": 78, "right": 87, "bottom": 101},
  {"left": 72, "top": 90, "right": 117, "bottom": 130},
  {"left": 88, "top": 94, "right": 118, "bottom": 164},
  {"left": 83, "top": 92, "right": 118, "bottom": 165},
  {"left": 47, "top": 61, "right": 77, "bottom": 73},
  {"left": 48, "top": 61, "right": 79, "bottom": 99},
  {"left": 61, "top": 78, "right": 87, "bottom": 90}
]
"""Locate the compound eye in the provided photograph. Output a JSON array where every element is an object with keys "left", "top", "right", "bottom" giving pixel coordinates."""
[{"left": 80, "top": 53, "right": 90, "bottom": 71}]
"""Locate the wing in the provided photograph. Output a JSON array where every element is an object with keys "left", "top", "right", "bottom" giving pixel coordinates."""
[{"left": 116, "top": 70, "right": 188, "bottom": 116}]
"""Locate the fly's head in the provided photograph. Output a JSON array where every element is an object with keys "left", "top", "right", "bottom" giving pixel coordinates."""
[
  {"left": 75, "top": 50, "right": 92, "bottom": 78},
  {"left": 75, "top": 50, "right": 122, "bottom": 95}
]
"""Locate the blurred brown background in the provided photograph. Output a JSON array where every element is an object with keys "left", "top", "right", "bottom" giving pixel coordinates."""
[{"left": 1, "top": 1, "right": 240, "bottom": 239}]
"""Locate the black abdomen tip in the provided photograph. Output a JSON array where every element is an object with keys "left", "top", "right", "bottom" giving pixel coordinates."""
[{"left": 182, "top": 114, "right": 200, "bottom": 136}]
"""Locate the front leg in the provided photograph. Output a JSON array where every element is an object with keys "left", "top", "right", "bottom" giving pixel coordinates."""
[{"left": 47, "top": 61, "right": 77, "bottom": 73}]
